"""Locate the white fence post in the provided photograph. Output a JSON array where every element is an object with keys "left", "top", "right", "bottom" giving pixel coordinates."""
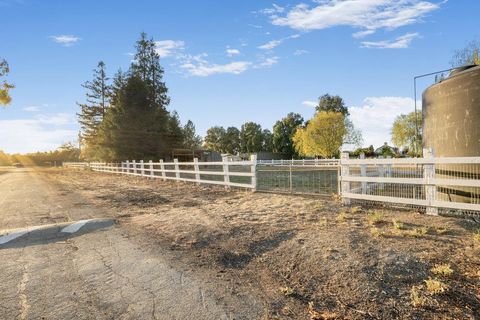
[
  {"left": 250, "top": 154, "right": 257, "bottom": 191},
  {"left": 149, "top": 160, "right": 154, "bottom": 179},
  {"left": 360, "top": 153, "right": 367, "bottom": 194},
  {"left": 193, "top": 158, "right": 200, "bottom": 185},
  {"left": 140, "top": 160, "right": 145, "bottom": 177},
  {"left": 174, "top": 159, "right": 180, "bottom": 180},
  {"left": 424, "top": 148, "right": 438, "bottom": 215},
  {"left": 160, "top": 159, "right": 166, "bottom": 181},
  {"left": 340, "top": 152, "right": 351, "bottom": 205},
  {"left": 132, "top": 160, "right": 137, "bottom": 175},
  {"left": 222, "top": 156, "right": 230, "bottom": 189},
  {"left": 126, "top": 160, "right": 129, "bottom": 174},
  {"left": 378, "top": 156, "right": 385, "bottom": 189}
]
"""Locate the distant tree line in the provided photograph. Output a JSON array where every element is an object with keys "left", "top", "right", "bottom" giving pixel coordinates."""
[
  {"left": 203, "top": 94, "right": 363, "bottom": 159},
  {"left": 0, "top": 143, "right": 80, "bottom": 166}
]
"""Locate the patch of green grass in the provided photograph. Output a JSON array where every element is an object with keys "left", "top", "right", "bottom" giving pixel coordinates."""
[{"left": 430, "top": 264, "right": 453, "bottom": 277}]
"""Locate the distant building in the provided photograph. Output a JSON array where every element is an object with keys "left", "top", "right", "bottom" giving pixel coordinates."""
[{"left": 374, "top": 142, "right": 399, "bottom": 157}]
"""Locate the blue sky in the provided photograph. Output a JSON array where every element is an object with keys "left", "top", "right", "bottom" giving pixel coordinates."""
[{"left": 0, "top": 0, "right": 478, "bottom": 153}]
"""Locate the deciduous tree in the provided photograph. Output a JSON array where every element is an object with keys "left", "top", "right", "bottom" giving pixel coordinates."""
[
  {"left": 451, "top": 40, "right": 480, "bottom": 67},
  {"left": 316, "top": 94, "right": 349, "bottom": 116},
  {"left": 391, "top": 111, "right": 422, "bottom": 156},
  {"left": 0, "top": 59, "right": 14, "bottom": 106},
  {"left": 272, "top": 112, "right": 304, "bottom": 158},
  {"left": 293, "top": 112, "right": 347, "bottom": 158}
]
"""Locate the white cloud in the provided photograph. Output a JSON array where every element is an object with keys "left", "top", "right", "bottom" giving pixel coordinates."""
[
  {"left": 226, "top": 48, "right": 241, "bottom": 57},
  {"left": 0, "top": 113, "right": 77, "bottom": 153},
  {"left": 256, "top": 3, "right": 285, "bottom": 15},
  {"left": 361, "top": 32, "right": 419, "bottom": 49},
  {"left": 154, "top": 40, "right": 185, "bottom": 58},
  {"left": 50, "top": 35, "right": 80, "bottom": 46},
  {"left": 23, "top": 106, "right": 40, "bottom": 112},
  {"left": 270, "top": 0, "right": 440, "bottom": 37},
  {"left": 258, "top": 39, "right": 282, "bottom": 50},
  {"left": 302, "top": 100, "right": 317, "bottom": 107},
  {"left": 349, "top": 96, "right": 418, "bottom": 148},
  {"left": 180, "top": 54, "right": 252, "bottom": 77},
  {"left": 255, "top": 56, "right": 279, "bottom": 68},
  {"left": 294, "top": 49, "right": 309, "bottom": 56},
  {"left": 258, "top": 34, "right": 301, "bottom": 50}
]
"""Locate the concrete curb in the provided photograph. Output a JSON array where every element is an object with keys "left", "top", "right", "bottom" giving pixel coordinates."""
[{"left": 0, "top": 218, "right": 115, "bottom": 246}]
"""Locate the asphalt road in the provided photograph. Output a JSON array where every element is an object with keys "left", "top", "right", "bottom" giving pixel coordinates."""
[{"left": 0, "top": 168, "right": 257, "bottom": 319}]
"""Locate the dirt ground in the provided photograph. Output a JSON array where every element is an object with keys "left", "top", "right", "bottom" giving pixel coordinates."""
[{"left": 46, "top": 168, "right": 480, "bottom": 319}]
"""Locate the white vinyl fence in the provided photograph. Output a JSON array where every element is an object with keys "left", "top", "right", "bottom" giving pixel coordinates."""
[
  {"left": 64, "top": 155, "right": 256, "bottom": 190},
  {"left": 340, "top": 149, "right": 480, "bottom": 215}
]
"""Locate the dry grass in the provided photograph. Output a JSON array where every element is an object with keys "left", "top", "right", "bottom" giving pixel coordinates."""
[
  {"left": 430, "top": 264, "right": 453, "bottom": 277},
  {"left": 307, "top": 302, "right": 336, "bottom": 320},
  {"left": 392, "top": 219, "right": 404, "bottom": 230},
  {"left": 410, "top": 285, "right": 427, "bottom": 307},
  {"left": 473, "top": 229, "right": 480, "bottom": 242},
  {"left": 424, "top": 278, "right": 448, "bottom": 295},
  {"left": 435, "top": 227, "right": 449, "bottom": 235},
  {"left": 336, "top": 211, "right": 348, "bottom": 223},
  {"left": 370, "top": 227, "right": 384, "bottom": 237},
  {"left": 279, "top": 286, "right": 294, "bottom": 296},
  {"left": 349, "top": 206, "right": 362, "bottom": 214},
  {"left": 367, "top": 210, "right": 384, "bottom": 225},
  {"left": 317, "top": 217, "right": 327, "bottom": 228}
]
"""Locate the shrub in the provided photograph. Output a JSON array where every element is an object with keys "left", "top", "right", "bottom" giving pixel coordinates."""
[
  {"left": 368, "top": 211, "right": 384, "bottom": 225},
  {"left": 410, "top": 286, "right": 427, "bottom": 307},
  {"left": 392, "top": 219, "right": 404, "bottom": 230}
]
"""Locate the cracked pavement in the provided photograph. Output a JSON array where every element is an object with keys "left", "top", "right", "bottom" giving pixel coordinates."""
[{"left": 0, "top": 168, "right": 259, "bottom": 319}]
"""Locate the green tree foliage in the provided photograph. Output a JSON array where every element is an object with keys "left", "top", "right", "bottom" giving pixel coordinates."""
[
  {"left": 131, "top": 32, "right": 170, "bottom": 108},
  {"left": 315, "top": 94, "right": 349, "bottom": 116},
  {"left": 240, "top": 122, "right": 264, "bottom": 153},
  {"left": 451, "top": 40, "right": 480, "bottom": 67},
  {"left": 0, "top": 59, "right": 14, "bottom": 105},
  {"left": 182, "top": 120, "right": 202, "bottom": 150},
  {"left": 224, "top": 127, "right": 241, "bottom": 154},
  {"left": 293, "top": 112, "right": 347, "bottom": 158},
  {"left": 204, "top": 126, "right": 227, "bottom": 152},
  {"left": 391, "top": 111, "right": 422, "bottom": 156},
  {"left": 98, "top": 76, "right": 179, "bottom": 160},
  {"left": 351, "top": 145, "right": 375, "bottom": 158},
  {"left": 272, "top": 112, "right": 304, "bottom": 158},
  {"left": 262, "top": 129, "right": 273, "bottom": 152},
  {"left": 77, "top": 61, "right": 111, "bottom": 159},
  {"left": 80, "top": 33, "right": 184, "bottom": 160}
]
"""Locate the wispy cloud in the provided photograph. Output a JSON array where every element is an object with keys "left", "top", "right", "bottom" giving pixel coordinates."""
[
  {"left": 179, "top": 54, "right": 252, "bottom": 77},
  {"left": 23, "top": 106, "right": 40, "bottom": 112},
  {"left": 255, "top": 56, "right": 279, "bottom": 68},
  {"left": 361, "top": 32, "right": 419, "bottom": 49},
  {"left": 255, "top": 3, "right": 285, "bottom": 15},
  {"left": 154, "top": 40, "right": 185, "bottom": 58},
  {"left": 302, "top": 100, "right": 317, "bottom": 107},
  {"left": 50, "top": 35, "right": 81, "bottom": 46},
  {"left": 268, "top": 0, "right": 441, "bottom": 38},
  {"left": 0, "top": 113, "right": 76, "bottom": 153},
  {"left": 258, "top": 34, "right": 300, "bottom": 50},
  {"left": 294, "top": 49, "right": 309, "bottom": 56},
  {"left": 226, "top": 48, "right": 241, "bottom": 57}
]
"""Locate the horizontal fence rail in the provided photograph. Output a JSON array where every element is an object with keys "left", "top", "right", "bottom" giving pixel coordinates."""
[
  {"left": 340, "top": 150, "right": 480, "bottom": 215},
  {"left": 64, "top": 156, "right": 256, "bottom": 190}
]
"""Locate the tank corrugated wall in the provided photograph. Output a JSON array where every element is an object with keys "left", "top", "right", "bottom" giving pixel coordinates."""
[{"left": 422, "top": 65, "right": 480, "bottom": 205}]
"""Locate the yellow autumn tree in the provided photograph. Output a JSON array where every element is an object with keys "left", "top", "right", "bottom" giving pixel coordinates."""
[
  {"left": 0, "top": 58, "right": 14, "bottom": 105},
  {"left": 293, "top": 111, "right": 347, "bottom": 158}
]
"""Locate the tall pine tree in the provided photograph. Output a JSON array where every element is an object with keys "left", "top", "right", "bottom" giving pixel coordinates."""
[{"left": 77, "top": 61, "right": 111, "bottom": 158}]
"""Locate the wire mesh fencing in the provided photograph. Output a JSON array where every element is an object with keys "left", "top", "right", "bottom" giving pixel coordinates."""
[{"left": 256, "top": 164, "right": 339, "bottom": 195}]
